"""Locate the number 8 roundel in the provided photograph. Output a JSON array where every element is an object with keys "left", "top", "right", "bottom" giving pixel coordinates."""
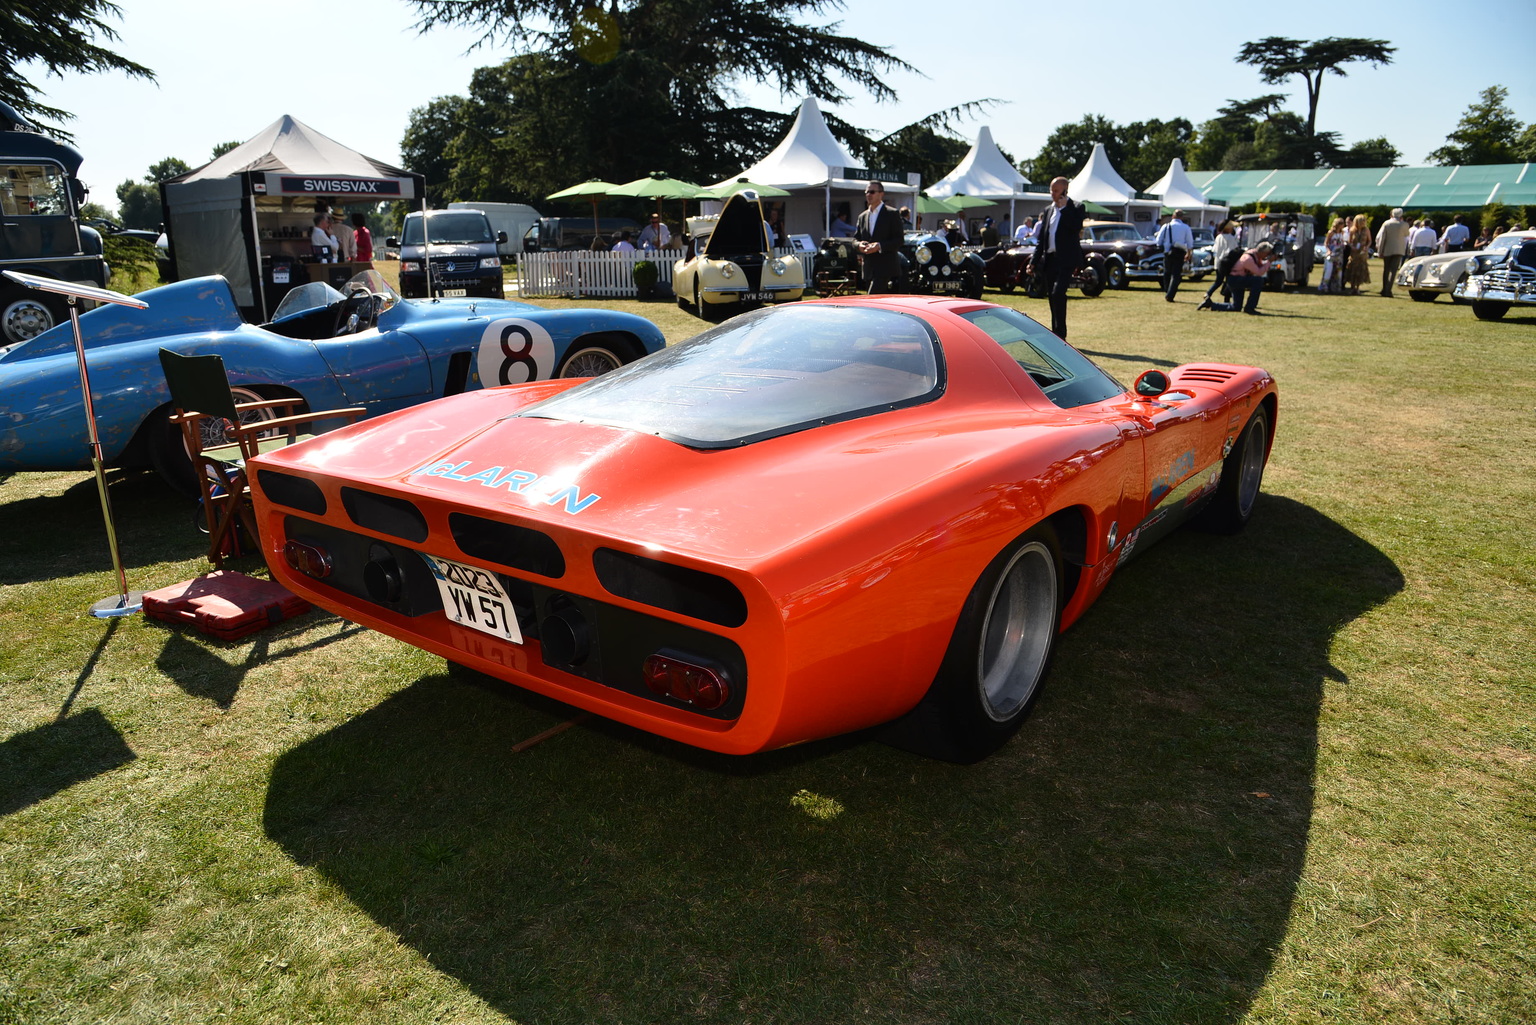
[{"left": 475, "top": 318, "right": 558, "bottom": 387}]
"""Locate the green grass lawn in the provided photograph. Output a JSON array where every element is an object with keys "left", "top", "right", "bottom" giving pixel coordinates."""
[{"left": 1, "top": 278, "right": 1532, "bottom": 1024}]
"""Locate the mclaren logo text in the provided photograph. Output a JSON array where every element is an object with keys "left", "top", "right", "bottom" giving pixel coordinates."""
[{"left": 409, "top": 460, "right": 601, "bottom": 515}]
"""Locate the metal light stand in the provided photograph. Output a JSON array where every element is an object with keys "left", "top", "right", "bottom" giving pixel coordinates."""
[{"left": 2, "top": 270, "right": 150, "bottom": 617}]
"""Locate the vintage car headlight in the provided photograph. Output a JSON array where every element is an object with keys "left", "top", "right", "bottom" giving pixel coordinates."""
[
  {"left": 479, "top": 257, "right": 501, "bottom": 269},
  {"left": 719, "top": 262, "right": 736, "bottom": 279},
  {"left": 916, "top": 245, "right": 933, "bottom": 266},
  {"left": 769, "top": 258, "right": 787, "bottom": 276},
  {"left": 941, "top": 264, "right": 952, "bottom": 276},
  {"left": 949, "top": 248, "right": 965, "bottom": 267},
  {"left": 1135, "top": 245, "right": 1149, "bottom": 257},
  {"left": 402, "top": 260, "right": 422, "bottom": 273},
  {"left": 927, "top": 265, "right": 939, "bottom": 277}
]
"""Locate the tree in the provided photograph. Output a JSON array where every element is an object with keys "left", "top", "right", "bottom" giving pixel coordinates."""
[
  {"left": 114, "top": 156, "right": 190, "bottom": 229},
  {"left": 1427, "top": 86, "right": 1525, "bottom": 165},
  {"left": 400, "top": 0, "right": 917, "bottom": 202},
  {"left": 1332, "top": 137, "right": 1400, "bottom": 168},
  {"left": 1235, "top": 36, "right": 1395, "bottom": 168},
  {"left": 211, "top": 140, "right": 242, "bottom": 160},
  {"left": 0, "top": 0, "right": 154, "bottom": 134},
  {"left": 1022, "top": 114, "right": 1119, "bottom": 183}
]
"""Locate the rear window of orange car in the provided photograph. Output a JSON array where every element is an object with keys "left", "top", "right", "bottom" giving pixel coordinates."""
[
  {"left": 519, "top": 304, "right": 944, "bottom": 448},
  {"left": 959, "top": 306, "right": 1126, "bottom": 409}
]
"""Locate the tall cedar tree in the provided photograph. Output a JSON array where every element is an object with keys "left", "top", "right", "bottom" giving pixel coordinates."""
[
  {"left": 401, "top": 0, "right": 918, "bottom": 202},
  {"left": 1235, "top": 37, "right": 1395, "bottom": 169},
  {"left": 0, "top": 0, "right": 153, "bottom": 135}
]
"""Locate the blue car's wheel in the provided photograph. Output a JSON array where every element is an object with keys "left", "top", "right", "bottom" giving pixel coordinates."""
[{"left": 557, "top": 344, "right": 624, "bottom": 379}]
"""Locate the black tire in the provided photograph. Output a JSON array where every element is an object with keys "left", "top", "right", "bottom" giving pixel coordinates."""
[
  {"left": 1, "top": 289, "right": 64, "bottom": 345},
  {"left": 999, "top": 280, "right": 1015, "bottom": 294},
  {"left": 1193, "top": 406, "right": 1270, "bottom": 534},
  {"left": 1077, "top": 264, "right": 1105, "bottom": 298},
  {"left": 1105, "top": 260, "right": 1127, "bottom": 290},
  {"left": 884, "top": 522, "right": 1063, "bottom": 763},
  {"left": 557, "top": 343, "right": 626, "bottom": 378},
  {"left": 1472, "top": 300, "right": 1509, "bottom": 321},
  {"left": 963, "top": 271, "right": 984, "bottom": 300},
  {"left": 1409, "top": 290, "right": 1437, "bottom": 303}
]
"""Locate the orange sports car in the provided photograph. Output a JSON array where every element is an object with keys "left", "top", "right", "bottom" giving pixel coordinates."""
[{"left": 251, "top": 296, "right": 1277, "bottom": 762}]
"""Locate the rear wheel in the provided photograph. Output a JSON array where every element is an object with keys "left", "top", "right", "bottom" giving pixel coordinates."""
[
  {"left": 1194, "top": 407, "right": 1270, "bottom": 534},
  {"left": 1472, "top": 300, "right": 1509, "bottom": 321},
  {"left": 1105, "top": 260, "right": 1127, "bottom": 290},
  {"left": 885, "top": 523, "right": 1063, "bottom": 763}
]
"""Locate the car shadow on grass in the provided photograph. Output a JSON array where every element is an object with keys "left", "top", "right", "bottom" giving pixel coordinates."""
[{"left": 264, "top": 496, "right": 1402, "bottom": 1025}]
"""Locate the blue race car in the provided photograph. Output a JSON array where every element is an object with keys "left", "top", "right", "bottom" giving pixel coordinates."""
[{"left": 0, "top": 270, "right": 666, "bottom": 488}]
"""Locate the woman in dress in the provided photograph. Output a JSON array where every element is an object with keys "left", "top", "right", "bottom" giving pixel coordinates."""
[
  {"left": 1324, "top": 217, "right": 1348, "bottom": 294},
  {"left": 1344, "top": 213, "right": 1372, "bottom": 295}
]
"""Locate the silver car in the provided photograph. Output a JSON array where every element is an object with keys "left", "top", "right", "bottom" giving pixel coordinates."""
[{"left": 1396, "top": 231, "right": 1536, "bottom": 302}]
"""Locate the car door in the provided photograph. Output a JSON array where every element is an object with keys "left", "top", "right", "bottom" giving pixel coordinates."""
[{"left": 312, "top": 328, "right": 433, "bottom": 411}]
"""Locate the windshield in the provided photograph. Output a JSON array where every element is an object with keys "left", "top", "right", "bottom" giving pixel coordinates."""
[
  {"left": 270, "top": 270, "right": 400, "bottom": 321},
  {"left": 521, "top": 304, "right": 944, "bottom": 448},
  {"left": 1487, "top": 234, "right": 1527, "bottom": 256},
  {"left": 402, "top": 211, "right": 496, "bottom": 245},
  {"left": 1090, "top": 225, "right": 1142, "bottom": 242},
  {"left": 960, "top": 306, "right": 1125, "bottom": 408}
]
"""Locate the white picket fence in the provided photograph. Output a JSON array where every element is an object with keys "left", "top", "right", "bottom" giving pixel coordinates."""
[{"left": 519, "top": 249, "right": 815, "bottom": 298}]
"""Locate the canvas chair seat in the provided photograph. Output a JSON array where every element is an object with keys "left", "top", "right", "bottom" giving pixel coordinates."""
[{"left": 159, "top": 348, "right": 364, "bottom": 567}]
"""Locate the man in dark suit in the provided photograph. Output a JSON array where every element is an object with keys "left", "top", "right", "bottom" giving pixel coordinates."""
[
  {"left": 1032, "top": 176, "right": 1085, "bottom": 339},
  {"left": 855, "top": 181, "right": 904, "bottom": 293}
]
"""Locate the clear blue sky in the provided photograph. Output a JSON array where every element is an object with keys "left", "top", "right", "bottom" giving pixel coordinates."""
[{"left": 25, "top": 0, "right": 1536, "bottom": 215}]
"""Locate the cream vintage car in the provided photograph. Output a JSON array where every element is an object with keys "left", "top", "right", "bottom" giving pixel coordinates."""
[
  {"left": 1396, "top": 230, "right": 1536, "bottom": 302},
  {"left": 674, "top": 191, "right": 804, "bottom": 320}
]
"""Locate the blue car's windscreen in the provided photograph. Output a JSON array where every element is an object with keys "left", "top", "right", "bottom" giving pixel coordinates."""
[{"left": 519, "top": 305, "right": 943, "bottom": 448}]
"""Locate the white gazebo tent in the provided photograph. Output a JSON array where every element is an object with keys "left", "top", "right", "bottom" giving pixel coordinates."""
[
  {"left": 927, "top": 126, "right": 1046, "bottom": 236},
  {"left": 715, "top": 97, "right": 918, "bottom": 242},
  {"left": 1068, "top": 142, "right": 1163, "bottom": 235},
  {"left": 1145, "top": 158, "right": 1228, "bottom": 227}
]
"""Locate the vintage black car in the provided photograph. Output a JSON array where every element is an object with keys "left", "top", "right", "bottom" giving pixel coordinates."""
[
  {"left": 983, "top": 240, "right": 1106, "bottom": 297},
  {"left": 811, "top": 231, "right": 986, "bottom": 299},
  {"left": 1455, "top": 238, "right": 1536, "bottom": 320},
  {"left": 1079, "top": 221, "right": 1162, "bottom": 289},
  {"left": 896, "top": 230, "right": 985, "bottom": 298},
  {"left": 1237, "top": 213, "right": 1316, "bottom": 291}
]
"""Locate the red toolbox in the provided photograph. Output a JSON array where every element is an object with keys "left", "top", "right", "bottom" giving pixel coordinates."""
[{"left": 142, "top": 572, "right": 311, "bottom": 641}]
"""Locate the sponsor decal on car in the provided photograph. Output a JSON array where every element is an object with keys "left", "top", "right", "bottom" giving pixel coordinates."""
[{"left": 408, "top": 459, "right": 602, "bottom": 515}]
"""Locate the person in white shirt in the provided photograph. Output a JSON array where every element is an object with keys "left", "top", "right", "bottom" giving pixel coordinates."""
[
  {"left": 1015, "top": 216, "right": 1035, "bottom": 243},
  {"left": 1412, "top": 220, "right": 1438, "bottom": 257},
  {"left": 638, "top": 214, "right": 671, "bottom": 250},
  {"left": 1440, "top": 215, "right": 1471, "bottom": 253},
  {"left": 611, "top": 230, "right": 636, "bottom": 252},
  {"left": 309, "top": 213, "right": 339, "bottom": 262},
  {"left": 1198, "top": 219, "right": 1241, "bottom": 309},
  {"left": 1153, "top": 210, "right": 1196, "bottom": 301}
]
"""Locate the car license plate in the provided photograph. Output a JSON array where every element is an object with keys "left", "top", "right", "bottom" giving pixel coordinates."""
[
  {"left": 441, "top": 288, "right": 468, "bottom": 298},
  {"left": 932, "top": 280, "right": 965, "bottom": 291},
  {"left": 423, "top": 553, "right": 523, "bottom": 643},
  {"left": 740, "top": 291, "right": 773, "bottom": 301}
]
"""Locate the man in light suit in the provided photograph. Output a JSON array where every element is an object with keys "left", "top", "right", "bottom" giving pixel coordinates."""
[
  {"left": 1032, "top": 177, "right": 1086, "bottom": 339},
  {"left": 855, "top": 181, "right": 904, "bottom": 294}
]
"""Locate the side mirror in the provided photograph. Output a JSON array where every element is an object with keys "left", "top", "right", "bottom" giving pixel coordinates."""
[
  {"left": 496, "top": 231, "right": 508, "bottom": 245},
  {"left": 1134, "top": 370, "right": 1169, "bottom": 397},
  {"left": 385, "top": 237, "right": 399, "bottom": 248}
]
